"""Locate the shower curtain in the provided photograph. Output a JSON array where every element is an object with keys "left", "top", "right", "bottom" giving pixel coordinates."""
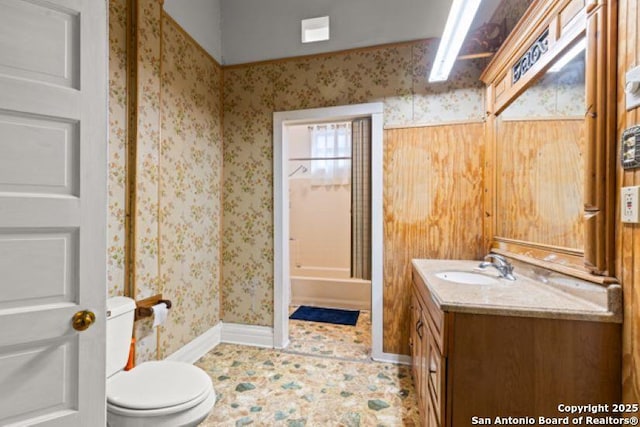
[{"left": 351, "top": 117, "right": 372, "bottom": 280}]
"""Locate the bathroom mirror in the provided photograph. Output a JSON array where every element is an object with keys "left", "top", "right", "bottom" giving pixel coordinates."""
[
  {"left": 481, "top": 0, "right": 616, "bottom": 282},
  {"left": 495, "top": 39, "right": 586, "bottom": 250}
]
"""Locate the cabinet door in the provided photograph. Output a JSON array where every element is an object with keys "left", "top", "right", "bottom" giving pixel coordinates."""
[
  {"left": 420, "top": 309, "right": 431, "bottom": 425},
  {"left": 426, "top": 323, "right": 446, "bottom": 426},
  {"left": 410, "top": 292, "right": 423, "bottom": 409}
]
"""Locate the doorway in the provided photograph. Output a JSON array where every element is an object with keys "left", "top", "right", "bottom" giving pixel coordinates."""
[
  {"left": 274, "top": 102, "right": 389, "bottom": 362},
  {"left": 287, "top": 120, "right": 371, "bottom": 359}
]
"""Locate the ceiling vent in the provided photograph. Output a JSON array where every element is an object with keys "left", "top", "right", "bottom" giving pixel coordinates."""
[{"left": 301, "top": 16, "right": 329, "bottom": 43}]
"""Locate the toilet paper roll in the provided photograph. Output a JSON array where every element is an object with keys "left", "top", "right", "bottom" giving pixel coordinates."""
[{"left": 151, "top": 302, "right": 168, "bottom": 328}]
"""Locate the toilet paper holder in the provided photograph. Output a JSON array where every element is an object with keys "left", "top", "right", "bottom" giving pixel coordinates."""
[{"left": 135, "top": 294, "right": 172, "bottom": 321}]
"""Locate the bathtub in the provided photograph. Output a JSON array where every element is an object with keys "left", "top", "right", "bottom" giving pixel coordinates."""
[{"left": 290, "top": 275, "right": 371, "bottom": 310}]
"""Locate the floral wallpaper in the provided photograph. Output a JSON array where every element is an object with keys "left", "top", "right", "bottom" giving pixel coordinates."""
[
  {"left": 221, "top": 41, "right": 488, "bottom": 327},
  {"left": 107, "top": 0, "right": 223, "bottom": 364},
  {"left": 220, "top": 0, "right": 538, "bottom": 330},
  {"left": 106, "top": 0, "right": 533, "bottom": 357},
  {"left": 158, "top": 16, "right": 223, "bottom": 358},
  {"left": 133, "top": 0, "right": 163, "bottom": 364},
  {"left": 107, "top": 0, "right": 127, "bottom": 298}
]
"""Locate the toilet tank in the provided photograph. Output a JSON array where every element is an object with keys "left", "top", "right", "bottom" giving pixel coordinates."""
[{"left": 106, "top": 296, "right": 136, "bottom": 378}]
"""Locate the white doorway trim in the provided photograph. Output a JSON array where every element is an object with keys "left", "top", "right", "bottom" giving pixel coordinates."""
[{"left": 273, "top": 102, "right": 388, "bottom": 361}]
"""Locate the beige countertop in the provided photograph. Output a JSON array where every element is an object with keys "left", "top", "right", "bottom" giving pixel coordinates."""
[{"left": 412, "top": 259, "right": 622, "bottom": 323}]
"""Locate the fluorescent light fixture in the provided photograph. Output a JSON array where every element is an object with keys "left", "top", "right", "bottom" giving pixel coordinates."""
[
  {"left": 547, "top": 38, "right": 586, "bottom": 73},
  {"left": 302, "top": 16, "right": 329, "bottom": 43},
  {"left": 429, "top": 0, "right": 483, "bottom": 82}
]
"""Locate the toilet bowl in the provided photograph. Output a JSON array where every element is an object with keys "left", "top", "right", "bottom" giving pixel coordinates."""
[{"left": 106, "top": 297, "right": 216, "bottom": 427}]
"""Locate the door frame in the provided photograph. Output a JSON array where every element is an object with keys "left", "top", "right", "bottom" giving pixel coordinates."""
[{"left": 274, "top": 102, "right": 391, "bottom": 362}]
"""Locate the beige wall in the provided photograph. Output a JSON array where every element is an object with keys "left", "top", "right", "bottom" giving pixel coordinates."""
[
  {"left": 107, "top": 0, "right": 128, "bottom": 299},
  {"left": 130, "top": 0, "right": 163, "bottom": 363},
  {"left": 220, "top": 42, "right": 487, "bottom": 328},
  {"left": 108, "top": 0, "right": 533, "bottom": 358},
  {"left": 107, "top": 0, "right": 223, "bottom": 363},
  {"left": 287, "top": 125, "right": 311, "bottom": 177},
  {"left": 158, "top": 12, "right": 223, "bottom": 359},
  {"left": 102, "top": 0, "right": 636, "bottom": 402},
  {"left": 220, "top": 42, "right": 490, "bottom": 354},
  {"left": 220, "top": 0, "right": 533, "bottom": 333},
  {"left": 288, "top": 124, "right": 351, "bottom": 279}
]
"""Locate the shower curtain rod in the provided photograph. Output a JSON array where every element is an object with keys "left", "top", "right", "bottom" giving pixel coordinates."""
[{"left": 288, "top": 156, "right": 352, "bottom": 161}]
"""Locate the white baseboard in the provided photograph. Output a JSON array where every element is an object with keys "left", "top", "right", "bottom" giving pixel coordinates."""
[
  {"left": 372, "top": 352, "right": 411, "bottom": 366},
  {"left": 167, "top": 322, "right": 406, "bottom": 365},
  {"left": 165, "top": 322, "right": 274, "bottom": 364},
  {"left": 165, "top": 321, "right": 222, "bottom": 364},
  {"left": 163, "top": 321, "right": 407, "bottom": 366},
  {"left": 221, "top": 323, "right": 274, "bottom": 348}
]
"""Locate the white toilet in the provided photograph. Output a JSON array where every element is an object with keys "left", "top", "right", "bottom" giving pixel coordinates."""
[{"left": 106, "top": 296, "right": 216, "bottom": 427}]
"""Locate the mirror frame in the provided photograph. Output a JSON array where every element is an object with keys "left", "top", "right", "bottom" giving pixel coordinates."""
[{"left": 480, "top": 0, "right": 617, "bottom": 283}]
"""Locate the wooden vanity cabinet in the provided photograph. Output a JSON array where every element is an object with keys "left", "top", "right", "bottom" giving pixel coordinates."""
[
  {"left": 410, "top": 270, "right": 621, "bottom": 427},
  {"left": 410, "top": 273, "right": 449, "bottom": 427}
]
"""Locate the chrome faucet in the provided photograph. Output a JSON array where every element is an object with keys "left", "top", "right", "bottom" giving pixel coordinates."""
[{"left": 478, "top": 253, "right": 516, "bottom": 281}]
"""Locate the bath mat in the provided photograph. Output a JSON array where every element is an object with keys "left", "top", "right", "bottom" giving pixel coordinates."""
[{"left": 289, "top": 306, "right": 360, "bottom": 326}]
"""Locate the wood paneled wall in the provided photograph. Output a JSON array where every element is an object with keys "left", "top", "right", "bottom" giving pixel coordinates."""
[
  {"left": 496, "top": 118, "right": 585, "bottom": 249},
  {"left": 383, "top": 123, "right": 485, "bottom": 354},
  {"left": 618, "top": 0, "right": 640, "bottom": 404}
]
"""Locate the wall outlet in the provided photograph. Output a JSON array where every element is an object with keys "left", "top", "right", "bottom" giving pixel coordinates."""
[{"left": 622, "top": 186, "right": 640, "bottom": 223}]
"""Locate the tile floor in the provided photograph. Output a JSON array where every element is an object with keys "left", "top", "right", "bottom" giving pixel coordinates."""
[
  {"left": 196, "top": 307, "right": 420, "bottom": 426},
  {"left": 285, "top": 306, "right": 371, "bottom": 361}
]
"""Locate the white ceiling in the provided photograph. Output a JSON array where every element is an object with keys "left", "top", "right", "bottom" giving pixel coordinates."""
[{"left": 164, "top": 0, "right": 505, "bottom": 65}]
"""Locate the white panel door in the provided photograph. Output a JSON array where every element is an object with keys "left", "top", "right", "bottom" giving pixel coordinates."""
[{"left": 0, "top": 0, "right": 108, "bottom": 426}]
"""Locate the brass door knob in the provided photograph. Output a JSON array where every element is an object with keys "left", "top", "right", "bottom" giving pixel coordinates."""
[{"left": 72, "top": 310, "right": 96, "bottom": 331}]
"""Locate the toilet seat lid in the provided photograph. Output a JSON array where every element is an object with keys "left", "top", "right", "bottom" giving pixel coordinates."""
[{"left": 107, "top": 361, "right": 212, "bottom": 410}]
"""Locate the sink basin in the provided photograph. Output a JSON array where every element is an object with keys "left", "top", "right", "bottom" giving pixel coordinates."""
[{"left": 435, "top": 271, "right": 500, "bottom": 285}]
